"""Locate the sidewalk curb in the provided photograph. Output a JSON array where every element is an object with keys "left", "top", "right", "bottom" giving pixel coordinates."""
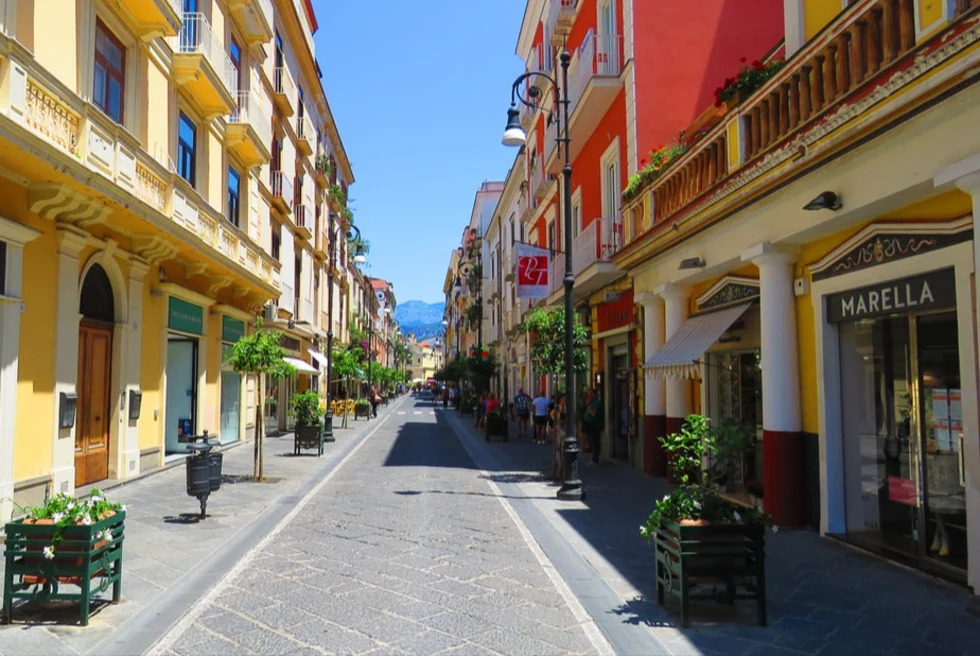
[
  {"left": 443, "top": 409, "right": 671, "bottom": 656},
  {"left": 89, "top": 395, "right": 408, "bottom": 656}
]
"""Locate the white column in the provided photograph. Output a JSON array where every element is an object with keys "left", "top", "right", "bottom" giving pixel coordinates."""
[
  {"left": 658, "top": 284, "right": 691, "bottom": 421},
  {"left": 0, "top": 219, "right": 41, "bottom": 523},
  {"left": 120, "top": 259, "right": 149, "bottom": 479},
  {"left": 51, "top": 226, "right": 90, "bottom": 497},
  {"left": 744, "top": 244, "right": 801, "bottom": 433},
  {"left": 636, "top": 292, "right": 665, "bottom": 417},
  {"left": 783, "top": 0, "right": 805, "bottom": 58}
]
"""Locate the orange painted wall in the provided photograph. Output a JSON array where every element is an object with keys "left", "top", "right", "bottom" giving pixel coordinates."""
[
  {"left": 632, "top": 0, "right": 784, "bottom": 156},
  {"left": 570, "top": 92, "right": 628, "bottom": 232}
]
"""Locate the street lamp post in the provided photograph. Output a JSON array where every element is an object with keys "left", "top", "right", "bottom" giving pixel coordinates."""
[
  {"left": 324, "top": 222, "right": 366, "bottom": 438},
  {"left": 503, "top": 50, "right": 583, "bottom": 501}
]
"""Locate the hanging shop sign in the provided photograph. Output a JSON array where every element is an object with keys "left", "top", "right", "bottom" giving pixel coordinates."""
[
  {"left": 168, "top": 297, "right": 204, "bottom": 335},
  {"left": 515, "top": 243, "right": 551, "bottom": 299},
  {"left": 826, "top": 268, "right": 956, "bottom": 323}
]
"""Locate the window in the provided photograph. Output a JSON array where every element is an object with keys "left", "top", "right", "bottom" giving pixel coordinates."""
[
  {"left": 0, "top": 241, "right": 6, "bottom": 294},
  {"left": 229, "top": 38, "right": 242, "bottom": 92},
  {"left": 177, "top": 113, "right": 196, "bottom": 185},
  {"left": 227, "top": 167, "right": 241, "bottom": 226},
  {"left": 93, "top": 21, "right": 125, "bottom": 124},
  {"left": 298, "top": 86, "right": 305, "bottom": 118},
  {"left": 271, "top": 225, "right": 281, "bottom": 260}
]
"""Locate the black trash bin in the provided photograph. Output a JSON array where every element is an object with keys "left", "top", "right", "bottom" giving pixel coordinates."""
[{"left": 180, "top": 430, "right": 222, "bottom": 519}]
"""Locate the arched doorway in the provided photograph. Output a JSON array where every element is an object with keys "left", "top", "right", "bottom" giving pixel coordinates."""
[{"left": 76, "top": 264, "right": 114, "bottom": 487}]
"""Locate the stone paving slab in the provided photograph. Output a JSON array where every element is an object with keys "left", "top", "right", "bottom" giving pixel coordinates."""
[
  {"left": 0, "top": 402, "right": 402, "bottom": 656},
  {"left": 447, "top": 408, "right": 980, "bottom": 655},
  {"left": 156, "top": 396, "right": 600, "bottom": 656}
]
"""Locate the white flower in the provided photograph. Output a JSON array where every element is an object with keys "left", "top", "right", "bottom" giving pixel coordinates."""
[
  {"left": 662, "top": 494, "right": 670, "bottom": 501},
  {"left": 81, "top": 516, "right": 93, "bottom": 526},
  {"left": 772, "top": 526, "right": 779, "bottom": 533},
  {"left": 97, "top": 529, "right": 113, "bottom": 542},
  {"left": 120, "top": 505, "right": 127, "bottom": 512},
  {"left": 51, "top": 512, "right": 64, "bottom": 523},
  {"left": 733, "top": 510, "right": 742, "bottom": 522},
  {"left": 66, "top": 501, "right": 75, "bottom": 511},
  {"left": 42, "top": 546, "right": 55, "bottom": 560}
]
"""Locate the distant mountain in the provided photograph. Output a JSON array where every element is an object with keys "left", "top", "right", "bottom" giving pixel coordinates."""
[{"left": 395, "top": 301, "right": 445, "bottom": 342}]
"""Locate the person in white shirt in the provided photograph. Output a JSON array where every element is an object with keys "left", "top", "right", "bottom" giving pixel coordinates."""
[{"left": 531, "top": 391, "right": 551, "bottom": 445}]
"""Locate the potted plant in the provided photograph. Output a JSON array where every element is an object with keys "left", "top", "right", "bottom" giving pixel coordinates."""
[
  {"left": 291, "top": 390, "right": 323, "bottom": 456},
  {"left": 746, "top": 480, "right": 764, "bottom": 509},
  {"left": 714, "top": 57, "right": 785, "bottom": 110},
  {"left": 639, "top": 414, "right": 770, "bottom": 628},
  {"left": 3, "top": 489, "right": 125, "bottom": 626},
  {"left": 354, "top": 399, "right": 371, "bottom": 419}
]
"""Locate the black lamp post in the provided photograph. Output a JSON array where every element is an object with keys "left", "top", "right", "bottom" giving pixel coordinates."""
[
  {"left": 503, "top": 49, "right": 583, "bottom": 501},
  {"left": 324, "top": 222, "right": 366, "bottom": 439}
]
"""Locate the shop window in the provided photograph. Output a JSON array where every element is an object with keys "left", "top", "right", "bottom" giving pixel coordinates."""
[
  {"left": 177, "top": 113, "right": 196, "bottom": 186},
  {"left": 706, "top": 348, "right": 763, "bottom": 494},
  {"left": 93, "top": 20, "right": 125, "bottom": 124}
]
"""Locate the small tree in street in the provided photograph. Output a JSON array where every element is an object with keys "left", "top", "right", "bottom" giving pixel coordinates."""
[
  {"left": 522, "top": 307, "right": 590, "bottom": 381},
  {"left": 226, "top": 320, "right": 295, "bottom": 481},
  {"left": 331, "top": 347, "right": 361, "bottom": 428}
]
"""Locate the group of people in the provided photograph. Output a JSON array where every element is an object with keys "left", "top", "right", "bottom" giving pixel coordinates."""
[{"left": 508, "top": 387, "right": 603, "bottom": 480}]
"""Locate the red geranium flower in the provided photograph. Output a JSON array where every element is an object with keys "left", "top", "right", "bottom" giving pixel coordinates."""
[
  {"left": 752, "top": 60, "right": 763, "bottom": 70},
  {"left": 481, "top": 350, "right": 490, "bottom": 357},
  {"left": 740, "top": 56, "right": 747, "bottom": 63}
]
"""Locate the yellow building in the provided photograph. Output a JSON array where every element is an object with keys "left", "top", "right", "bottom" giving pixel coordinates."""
[
  {"left": 0, "top": 0, "right": 354, "bottom": 523},
  {"left": 619, "top": 0, "right": 980, "bottom": 589}
]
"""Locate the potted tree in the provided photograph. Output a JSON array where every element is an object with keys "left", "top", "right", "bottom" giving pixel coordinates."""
[
  {"left": 354, "top": 399, "right": 371, "bottom": 419},
  {"left": 640, "top": 414, "right": 770, "bottom": 628},
  {"left": 291, "top": 390, "right": 323, "bottom": 456}
]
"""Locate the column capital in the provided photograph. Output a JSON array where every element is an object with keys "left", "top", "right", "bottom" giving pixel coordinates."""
[
  {"left": 653, "top": 283, "right": 688, "bottom": 302},
  {"left": 635, "top": 291, "right": 662, "bottom": 307},
  {"left": 934, "top": 152, "right": 980, "bottom": 193},
  {"left": 954, "top": 172, "right": 980, "bottom": 196},
  {"left": 56, "top": 224, "right": 90, "bottom": 257},
  {"left": 128, "top": 256, "right": 151, "bottom": 281},
  {"left": 741, "top": 242, "right": 798, "bottom": 267}
]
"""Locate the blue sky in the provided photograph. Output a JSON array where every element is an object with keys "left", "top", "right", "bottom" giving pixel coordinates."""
[{"left": 314, "top": 0, "right": 528, "bottom": 304}]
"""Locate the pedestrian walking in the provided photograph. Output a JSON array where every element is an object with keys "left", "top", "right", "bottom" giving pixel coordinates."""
[
  {"left": 583, "top": 388, "right": 603, "bottom": 463},
  {"left": 550, "top": 394, "right": 566, "bottom": 482},
  {"left": 370, "top": 385, "right": 381, "bottom": 418},
  {"left": 512, "top": 387, "right": 531, "bottom": 439},
  {"left": 531, "top": 390, "right": 551, "bottom": 445},
  {"left": 476, "top": 392, "right": 488, "bottom": 430},
  {"left": 442, "top": 387, "right": 450, "bottom": 409}
]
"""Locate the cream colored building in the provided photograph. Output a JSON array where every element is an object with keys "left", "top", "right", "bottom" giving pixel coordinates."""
[{"left": 0, "top": 0, "right": 357, "bottom": 522}]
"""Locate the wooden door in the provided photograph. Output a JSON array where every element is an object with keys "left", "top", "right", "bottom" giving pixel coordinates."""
[{"left": 76, "top": 322, "right": 112, "bottom": 486}]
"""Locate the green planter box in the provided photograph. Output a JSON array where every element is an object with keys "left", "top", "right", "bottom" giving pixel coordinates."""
[
  {"left": 294, "top": 425, "right": 323, "bottom": 456},
  {"left": 3, "top": 510, "right": 125, "bottom": 626},
  {"left": 485, "top": 413, "right": 508, "bottom": 441},
  {"left": 652, "top": 518, "right": 766, "bottom": 628},
  {"left": 354, "top": 405, "right": 370, "bottom": 419}
]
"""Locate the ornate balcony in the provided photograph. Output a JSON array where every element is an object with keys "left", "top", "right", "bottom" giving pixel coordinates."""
[
  {"left": 169, "top": 13, "right": 237, "bottom": 117},
  {"left": 292, "top": 194, "right": 313, "bottom": 241},
  {"left": 272, "top": 66, "right": 296, "bottom": 117},
  {"left": 619, "top": 0, "right": 980, "bottom": 261},
  {"left": 270, "top": 170, "right": 292, "bottom": 214},
  {"left": 548, "top": 0, "right": 579, "bottom": 47},
  {"left": 117, "top": 0, "right": 182, "bottom": 39},
  {"left": 227, "top": 91, "right": 271, "bottom": 167},
  {"left": 295, "top": 112, "right": 314, "bottom": 157},
  {"left": 227, "top": 0, "right": 273, "bottom": 45}
]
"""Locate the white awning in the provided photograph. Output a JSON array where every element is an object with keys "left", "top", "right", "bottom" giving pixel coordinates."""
[
  {"left": 284, "top": 356, "right": 319, "bottom": 375},
  {"left": 644, "top": 302, "right": 752, "bottom": 379},
  {"left": 307, "top": 349, "right": 328, "bottom": 370}
]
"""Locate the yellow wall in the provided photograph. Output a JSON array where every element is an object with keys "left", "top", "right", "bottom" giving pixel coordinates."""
[
  {"left": 208, "top": 129, "right": 223, "bottom": 213},
  {"left": 33, "top": 0, "right": 77, "bottom": 89},
  {"left": 205, "top": 314, "right": 221, "bottom": 434},
  {"left": 139, "top": 272, "right": 165, "bottom": 452},
  {"left": 803, "top": 0, "right": 845, "bottom": 40},
  {"left": 15, "top": 223, "right": 58, "bottom": 481},
  {"left": 145, "top": 57, "right": 172, "bottom": 169}
]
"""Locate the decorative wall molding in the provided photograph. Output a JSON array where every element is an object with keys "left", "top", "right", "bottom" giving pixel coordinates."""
[
  {"left": 133, "top": 234, "right": 179, "bottom": 265},
  {"left": 696, "top": 275, "right": 760, "bottom": 311}
]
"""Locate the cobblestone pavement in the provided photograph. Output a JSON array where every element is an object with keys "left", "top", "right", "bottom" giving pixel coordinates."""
[
  {"left": 0, "top": 401, "right": 400, "bottom": 656},
  {"left": 155, "top": 396, "right": 602, "bottom": 656}
]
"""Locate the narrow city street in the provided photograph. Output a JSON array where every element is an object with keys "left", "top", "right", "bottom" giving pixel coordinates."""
[{"left": 150, "top": 394, "right": 604, "bottom": 656}]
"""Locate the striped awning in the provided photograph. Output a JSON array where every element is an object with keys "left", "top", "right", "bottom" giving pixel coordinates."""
[{"left": 644, "top": 302, "right": 752, "bottom": 379}]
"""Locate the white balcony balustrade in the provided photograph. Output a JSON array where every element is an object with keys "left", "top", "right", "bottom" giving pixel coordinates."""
[
  {"left": 567, "top": 30, "right": 622, "bottom": 117},
  {"left": 171, "top": 13, "right": 237, "bottom": 101}
]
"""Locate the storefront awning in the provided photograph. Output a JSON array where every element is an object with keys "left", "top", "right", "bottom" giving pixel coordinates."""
[
  {"left": 644, "top": 302, "right": 752, "bottom": 379},
  {"left": 284, "top": 356, "right": 319, "bottom": 375},
  {"left": 307, "top": 349, "right": 328, "bottom": 370}
]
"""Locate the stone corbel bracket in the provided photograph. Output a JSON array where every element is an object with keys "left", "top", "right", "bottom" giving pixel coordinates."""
[{"left": 29, "top": 183, "right": 111, "bottom": 228}]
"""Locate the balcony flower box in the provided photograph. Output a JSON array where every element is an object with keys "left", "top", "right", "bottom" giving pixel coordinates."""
[{"left": 3, "top": 491, "right": 125, "bottom": 626}]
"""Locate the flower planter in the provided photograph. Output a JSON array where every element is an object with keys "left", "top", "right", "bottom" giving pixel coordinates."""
[
  {"left": 3, "top": 510, "right": 125, "bottom": 626},
  {"left": 354, "top": 405, "right": 370, "bottom": 420},
  {"left": 294, "top": 424, "right": 324, "bottom": 456},
  {"left": 652, "top": 517, "right": 766, "bottom": 628}
]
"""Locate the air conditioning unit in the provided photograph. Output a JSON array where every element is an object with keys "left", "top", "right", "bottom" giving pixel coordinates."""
[{"left": 262, "top": 304, "right": 277, "bottom": 321}]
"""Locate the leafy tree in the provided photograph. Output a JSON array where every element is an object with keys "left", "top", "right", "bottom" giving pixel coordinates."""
[
  {"left": 331, "top": 347, "right": 362, "bottom": 428},
  {"left": 226, "top": 320, "right": 296, "bottom": 480},
  {"left": 521, "top": 307, "right": 590, "bottom": 379}
]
